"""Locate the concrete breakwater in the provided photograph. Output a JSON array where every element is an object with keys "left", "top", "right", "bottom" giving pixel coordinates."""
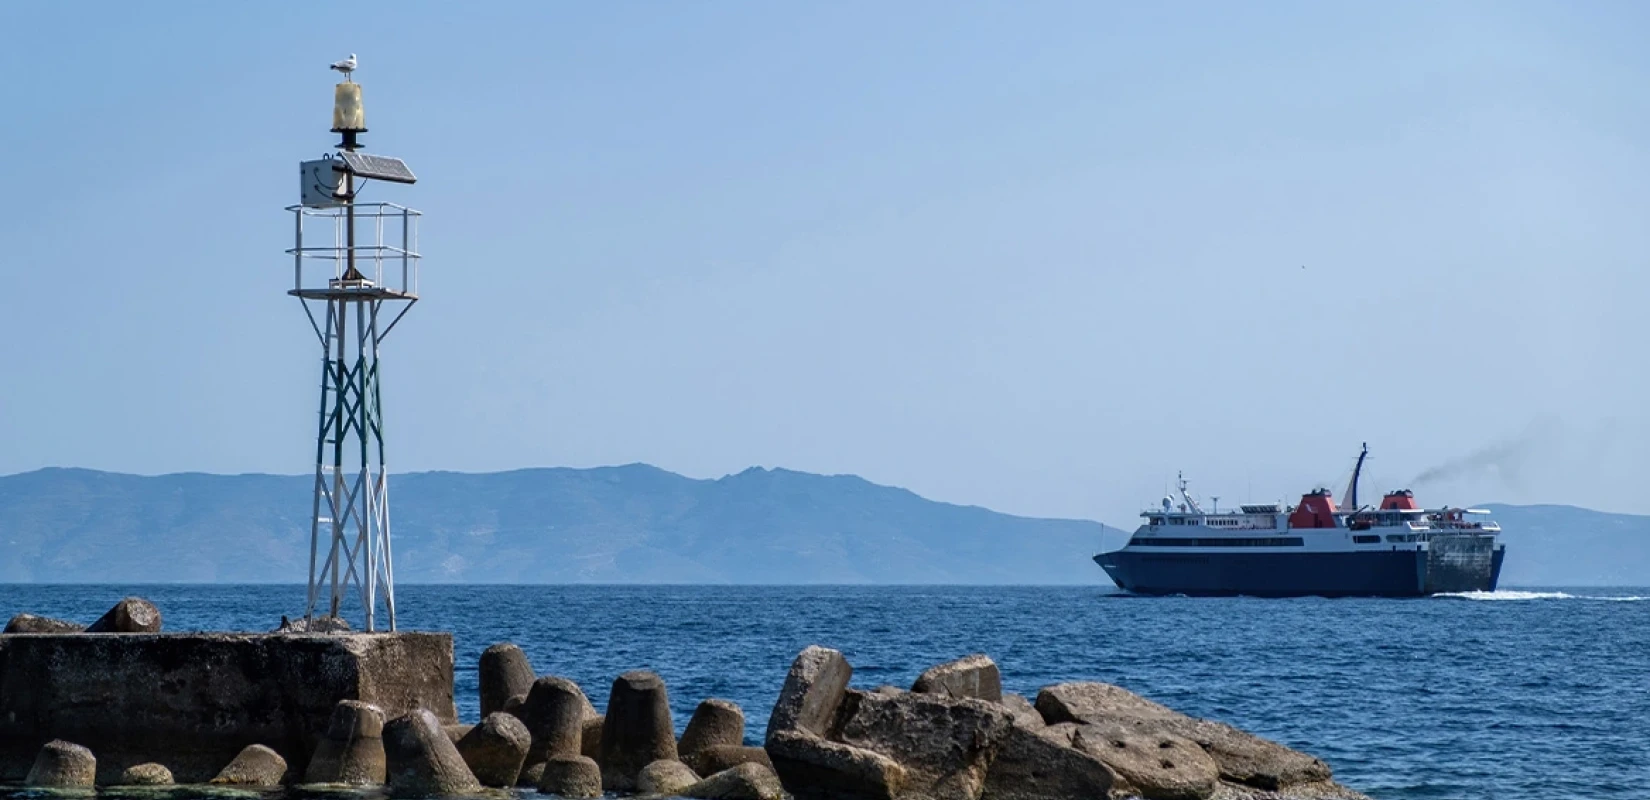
[{"left": 1, "top": 598, "right": 1367, "bottom": 800}]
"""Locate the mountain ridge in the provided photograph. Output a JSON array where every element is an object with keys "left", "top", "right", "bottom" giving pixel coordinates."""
[{"left": 0, "top": 466, "right": 1641, "bottom": 586}]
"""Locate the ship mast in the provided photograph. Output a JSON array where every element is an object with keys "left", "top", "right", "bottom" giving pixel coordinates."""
[{"left": 1339, "top": 443, "right": 1369, "bottom": 510}]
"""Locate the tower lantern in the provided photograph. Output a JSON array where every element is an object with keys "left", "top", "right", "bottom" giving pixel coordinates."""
[{"left": 287, "top": 55, "right": 420, "bottom": 632}]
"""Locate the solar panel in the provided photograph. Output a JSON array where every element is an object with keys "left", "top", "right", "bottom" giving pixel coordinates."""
[{"left": 336, "top": 151, "right": 417, "bottom": 184}]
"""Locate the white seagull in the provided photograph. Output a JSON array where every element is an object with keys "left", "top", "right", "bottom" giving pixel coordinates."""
[{"left": 330, "top": 53, "right": 358, "bottom": 79}]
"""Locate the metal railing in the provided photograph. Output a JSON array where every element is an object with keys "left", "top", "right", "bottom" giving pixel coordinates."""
[{"left": 287, "top": 202, "right": 421, "bottom": 297}]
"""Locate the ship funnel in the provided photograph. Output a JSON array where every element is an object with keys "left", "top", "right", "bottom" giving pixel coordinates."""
[{"left": 1380, "top": 490, "right": 1419, "bottom": 510}]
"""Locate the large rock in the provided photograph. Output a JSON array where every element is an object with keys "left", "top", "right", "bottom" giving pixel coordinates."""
[
  {"left": 443, "top": 723, "right": 474, "bottom": 746},
  {"left": 766, "top": 728, "right": 906, "bottom": 800},
  {"left": 1035, "top": 682, "right": 1331, "bottom": 791},
  {"left": 681, "top": 698, "right": 746, "bottom": 756},
  {"left": 4, "top": 613, "right": 84, "bottom": 634},
  {"left": 637, "top": 759, "right": 701, "bottom": 795},
  {"left": 1069, "top": 724, "right": 1218, "bottom": 800},
  {"left": 835, "top": 688, "right": 1014, "bottom": 800},
  {"left": 119, "top": 762, "right": 174, "bottom": 785},
  {"left": 306, "top": 700, "right": 388, "bottom": 785},
  {"left": 538, "top": 754, "right": 602, "bottom": 798},
  {"left": 518, "top": 675, "right": 595, "bottom": 779},
  {"left": 26, "top": 740, "right": 96, "bottom": 788},
  {"left": 456, "top": 712, "right": 530, "bottom": 788},
  {"left": 685, "top": 744, "right": 773, "bottom": 778},
  {"left": 911, "top": 654, "right": 1003, "bottom": 703},
  {"left": 0, "top": 631, "right": 457, "bottom": 784},
  {"left": 980, "top": 722, "right": 1115, "bottom": 800},
  {"left": 766, "top": 645, "right": 853, "bottom": 743},
  {"left": 383, "top": 709, "right": 481, "bottom": 798},
  {"left": 276, "top": 615, "right": 351, "bottom": 633},
  {"left": 599, "top": 670, "right": 678, "bottom": 790},
  {"left": 1001, "top": 693, "right": 1044, "bottom": 727},
  {"left": 479, "top": 643, "right": 536, "bottom": 718},
  {"left": 685, "top": 762, "right": 786, "bottom": 800},
  {"left": 86, "top": 597, "right": 162, "bottom": 633},
  {"left": 211, "top": 743, "right": 288, "bottom": 786}
]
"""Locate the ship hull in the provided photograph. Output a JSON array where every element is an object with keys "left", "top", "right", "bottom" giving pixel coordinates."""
[{"left": 1095, "top": 537, "right": 1505, "bottom": 598}]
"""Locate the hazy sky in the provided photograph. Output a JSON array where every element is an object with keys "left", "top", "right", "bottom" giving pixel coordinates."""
[{"left": 2, "top": 2, "right": 1648, "bottom": 524}]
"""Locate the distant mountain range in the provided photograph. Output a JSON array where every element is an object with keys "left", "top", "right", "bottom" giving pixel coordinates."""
[{"left": 0, "top": 466, "right": 1641, "bottom": 585}]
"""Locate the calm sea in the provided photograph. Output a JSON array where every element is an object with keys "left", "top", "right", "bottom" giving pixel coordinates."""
[{"left": 2, "top": 585, "right": 1645, "bottom": 800}]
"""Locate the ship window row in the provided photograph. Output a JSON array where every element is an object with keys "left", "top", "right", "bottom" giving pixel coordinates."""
[
  {"left": 1352, "top": 535, "right": 1381, "bottom": 544},
  {"left": 1128, "top": 536, "right": 1306, "bottom": 547},
  {"left": 1387, "top": 533, "right": 1435, "bottom": 543}
]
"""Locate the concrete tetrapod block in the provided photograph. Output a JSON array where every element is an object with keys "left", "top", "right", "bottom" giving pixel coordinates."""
[
  {"left": 599, "top": 670, "right": 678, "bottom": 791},
  {"left": 637, "top": 759, "right": 701, "bottom": 795},
  {"left": 911, "top": 654, "right": 1003, "bottom": 703},
  {"left": 580, "top": 715, "right": 604, "bottom": 760},
  {"left": 86, "top": 597, "right": 162, "bottom": 633},
  {"left": 456, "top": 712, "right": 530, "bottom": 788},
  {"left": 210, "top": 744, "right": 289, "bottom": 787},
  {"left": 684, "top": 744, "right": 773, "bottom": 778},
  {"left": 26, "top": 740, "right": 96, "bottom": 789},
  {"left": 4, "top": 613, "right": 84, "bottom": 634},
  {"left": 1070, "top": 725, "right": 1219, "bottom": 800},
  {"left": 538, "top": 754, "right": 602, "bottom": 799},
  {"left": 684, "top": 762, "right": 787, "bottom": 800},
  {"left": 0, "top": 631, "right": 457, "bottom": 784},
  {"left": 681, "top": 698, "right": 746, "bottom": 757},
  {"left": 305, "top": 700, "right": 387, "bottom": 785},
  {"left": 383, "top": 709, "right": 482, "bottom": 799},
  {"left": 119, "top": 762, "right": 174, "bottom": 786},
  {"left": 519, "top": 676, "right": 593, "bottom": 764},
  {"left": 766, "top": 645, "right": 852, "bottom": 743},
  {"left": 478, "top": 643, "right": 536, "bottom": 718}
]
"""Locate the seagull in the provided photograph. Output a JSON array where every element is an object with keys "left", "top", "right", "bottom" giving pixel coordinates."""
[{"left": 330, "top": 53, "right": 358, "bottom": 80}]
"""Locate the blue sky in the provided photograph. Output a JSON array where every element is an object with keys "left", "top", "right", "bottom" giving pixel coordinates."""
[{"left": 2, "top": 2, "right": 1648, "bottom": 522}]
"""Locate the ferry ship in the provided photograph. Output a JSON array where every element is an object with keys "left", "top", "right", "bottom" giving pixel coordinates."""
[{"left": 1094, "top": 445, "right": 1506, "bottom": 597}]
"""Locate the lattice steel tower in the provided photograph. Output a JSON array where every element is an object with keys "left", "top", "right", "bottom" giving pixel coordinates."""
[{"left": 287, "top": 59, "right": 421, "bottom": 631}]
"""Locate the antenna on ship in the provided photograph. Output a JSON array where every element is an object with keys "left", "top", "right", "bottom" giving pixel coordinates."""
[
  {"left": 288, "top": 55, "right": 422, "bottom": 632},
  {"left": 1339, "top": 443, "right": 1369, "bottom": 511}
]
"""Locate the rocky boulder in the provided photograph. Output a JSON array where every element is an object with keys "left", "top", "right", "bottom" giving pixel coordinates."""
[
  {"left": 637, "top": 759, "right": 702, "bottom": 795},
  {"left": 682, "top": 698, "right": 747, "bottom": 756},
  {"left": 1035, "top": 682, "right": 1332, "bottom": 791},
  {"left": 767, "top": 645, "right": 853, "bottom": 742},
  {"left": 538, "top": 754, "right": 603, "bottom": 799},
  {"left": 384, "top": 709, "right": 482, "bottom": 798},
  {"left": 685, "top": 744, "right": 774, "bottom": 777},
  {"left": 1067, "top": 724, "right": 1218, "bottom": 800},
  {"left": 306, "top": 699, "right": 388, "bottom": 785},
  {"left": 26, "top": 740, "right": 96, "bottom": 788},
  {"left": 86, "top": 597, "right": 162, "bottom": 633},
  {"left": 685, "top": 762, "right": 787, "bottom": 800},
  {"left": 835, "top": 688, "right": 1014, "bottom": 800},
  {"left": 767, "top": 728, "right": 906, "bottom": 800},
  {"left": 119, "top": 762, "right": 174, "bottom": 786},
  {"left": 911, "top": 654, "right": 1003, "bottom": 702},
  {"left": 479, "top": 642, "right": 536, "bottom": 718},
  {"left": 275, "top": 614, "right": 351, "bottom": 633},
  {"left": 4, "top": 613, "right": 85, "bottom": 634},
  {"left": 980, "top": 721, "right": 1116, "bottom": 800},
  {"left": 210, "top": 743, "right": 288, "bottom": 786},
  {"left": 599, "top": 670, "right": 678, "bottom": 790},
  {"left": 456, "top": 712, "right": 531, "bottom": 787}
]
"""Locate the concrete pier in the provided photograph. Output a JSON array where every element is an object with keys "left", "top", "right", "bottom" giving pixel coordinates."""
[{"left": 0, "top": 632, "right": 455, "bottom": 784}]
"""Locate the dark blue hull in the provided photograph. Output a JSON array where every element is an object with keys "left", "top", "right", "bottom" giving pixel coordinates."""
[{"left": 1095, "top": 538, "right": 1505, "bottom": 598}]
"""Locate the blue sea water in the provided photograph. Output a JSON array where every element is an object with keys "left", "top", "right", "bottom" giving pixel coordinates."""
[{"left": 1, "top": 585, "right": 1646, "bottom": 800}]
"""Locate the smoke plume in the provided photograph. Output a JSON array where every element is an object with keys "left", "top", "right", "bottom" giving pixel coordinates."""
[{"left": 1409, "top": 418, "right": 1559, "bottom": 491}]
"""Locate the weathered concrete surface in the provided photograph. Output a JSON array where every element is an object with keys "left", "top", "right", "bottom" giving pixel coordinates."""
[
  {"left": 3, "top": 614, "right": 84, "bottom": 634},
  {"left": 0, "top": 632, "right": 456, "bottom": 784},
  {"left": 680, "top": 698, "right": 746, "bottom": 757},
  {"left": 911, "top": 654, "right": 1003, "bottom": 703},
  {"left": 86, "top": 597, "right": 163, "bottom": 633}
]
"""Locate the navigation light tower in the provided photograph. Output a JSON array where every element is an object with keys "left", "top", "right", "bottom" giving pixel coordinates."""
[{"left": 287, "top": 58, "right": 421, "bottom": 631}]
